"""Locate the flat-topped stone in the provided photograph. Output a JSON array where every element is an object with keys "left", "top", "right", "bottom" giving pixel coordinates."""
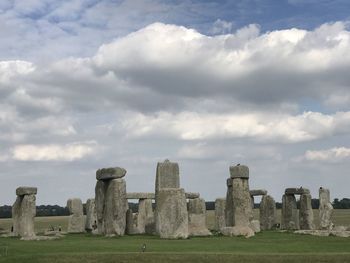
[
  {"left": 16, "top": 187, "right": 37, "bottom": 196},
  {"left": 250, "top": 189, "right": 267, "bottom": 196},
  {"left": 185, "top": 192, "right": 200, "bottom": 199},
  {"left": 127, "top": 193, "right": 155, "bottom": 199},
  {"left": 285, "top": 187, "right": 310, "bottom": 195},
  {"left": 226, "top": 178, "right": 233, "bottom": 187},
  {"left": 229, "top": 165, "right": 249, "bottom": 179},
  {"left": 96, "top": 167, "right": 126, "bottom": 181}
]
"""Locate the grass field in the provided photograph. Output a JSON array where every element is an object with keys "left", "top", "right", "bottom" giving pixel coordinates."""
[{"left": 0, "top": 210, "right": 348, "bottom": 263}]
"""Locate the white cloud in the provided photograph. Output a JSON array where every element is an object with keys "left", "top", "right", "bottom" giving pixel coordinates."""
[
  {"left": 304, "top": 147, "right": 350, "bottom": 162},
  {"left": 122, "top": 111, "right": 350, "bottom": 143},
  {"left": 12, "top": 141, "right": 96, "bottom": 161}
]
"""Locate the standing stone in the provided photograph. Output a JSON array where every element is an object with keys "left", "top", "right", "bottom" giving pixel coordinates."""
[
  {"left": 188, "top": 198, "right": 211, "bottom": 236},
  {"left": 319, "top": 187, "right": 333, "bottom": 230},
  {"left": 85, "top": 199, "right": 97, "bottom": 232},
  {"left": 104, "top": 178, "right": 127, "bottom": 236},
  {"left": 155, "top": 159, "right": 180, "bottom": 197},
  {"left": 299, "top": 194, "right": 314, "bottom": 230},
  {"left": 225, "top": 178, "right": 234, "bottom": 226},
  {"left": 136, "top": 199, "right": 154, "bottom": 234},
  {"left": 260, "top": 195, "right": 276, "bottom": 230},
  {"left": 281, "top": 194, "right": 299, "bottom": 230},
  {"left": 126, "top": 209, "right": 138, "bottom": 234},
  {"left": 67, "top": 198, "right": 84, "bottom": 233},
  {"left": 156, "top": 188, "right": 188, "bottom": 239},
  {"left": 95, "top": 180, "right": 106, "bottom": 234},
  {"left": 12, "top": 187, "right": 37, "bottom": 238},
  {"left": 215, "top": 198, "right": 226, "bottom": 231}
]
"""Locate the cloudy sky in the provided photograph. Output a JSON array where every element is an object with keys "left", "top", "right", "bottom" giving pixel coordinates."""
[{"left": 1, "top": 0, "right": 350, "bottom": 205}]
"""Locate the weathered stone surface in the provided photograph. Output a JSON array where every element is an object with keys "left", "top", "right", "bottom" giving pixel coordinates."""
[
  {"left": 12, "top": 196, "right": 21, "bottom": 236},
  {"left": 95, "top": 180, "right": 106, "bottom": 234},
  {"left": 104, "top": 178, "right": 127, "bottom": 236},
  {"left": 96, "top": 167, "right": 126, "bottom": 181},
  {"left": 281, "top": 194, "right": 299, "bottom": 230},
  {"left": 250, "top": 189, "right": 267, "bottom": 196},
  {"left": 136, "top": 198, "right": 154, "bottom": 234},
  {"left": 185, "top": 192, "right": 200, "bottom": 199},
  {"left": 319, "top": 188, "right": 333, "bottom": 230},
  {"left": 231, "top": 178, "right": 253, "bottom": 227},
  {"left": 260, "top": 195, "right": 276, "bottom": 230},
  {"left": 299, "top": 194, "right": 314, "bottom": 230},
  {"left": 155, "top": 159, "right": 180, "bottom": 194},
  {"left": 126, "top": 209, "right": 138, "bottom": 234},
  {"left": 229, "top": 165, "right": 249, "bottom": 179},
  {"left": 188, "top": 198, "right": 211, "bottom": 236},
  {"left": 67, "top": 198, "right": 84, "bottom": 233},
  {"left": 126, "top": 192, "right": 155, "bottom": 199},
  {"left": 225, "top": 178, "right": 234, "bottom": 227},
  {"left": 156, "top": 188, "right": 188, "bottom": 239},
  {"left": 16, "top": 187, "right": 37, "bottom": 196},
  {"left": 221, "top": 226, "right": 254, "bottom": 238},
  {"left": 85, "top": 199, "right": 97, "bottom": 232},
  {"left": 214, "top": 198, "right": 226, "bottom": 231},
  {"left": 19, "top": 194, "right": 36, "bottom": 238},
  {"left": 285, "top": 187, "right": 310, "bottom": 195},
  {"left": 249, "top": 220, "right": 261, "bottom": 233}
]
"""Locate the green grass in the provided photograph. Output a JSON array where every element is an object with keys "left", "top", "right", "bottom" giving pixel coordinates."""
[{"left": 0, "top": 210, "right": 349, "bottom": 262}]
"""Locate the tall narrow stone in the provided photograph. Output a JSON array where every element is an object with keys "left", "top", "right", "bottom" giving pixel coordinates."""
[
  {"left": 260, "top": 195, "right": 276, "bottom": 230},
  {"left": 95, "top": 180, "right": 106, "bottom": 234},
  {"left": 155, "top": 159, "right": 180, "bottom": 197},
  {"left": 67, "top": 198, "right": 84, "bottom": 233},
  {"left": 156, "top": 188, "right": 188, "bottom": 239},
  {"left": 319, "top": 187, "right": 333, "bottom": 230},
  {"left": 85, "top": 198, "right": 97, "bottom": 232},
  {"left": 188, "top": 198, "right": 211, "bottom": 236},
  {"left": 126, "top": 209, "right": 138, "bottom": 234},
  {"left": 136, "top": 199, "right": 154, "bottom": 234},
  {"left": 299, "top": 193, "right": 314, "bottom": 230},
  {"left": 215, "top": 198, "right": 226, "bottom": 231},
  {"left": 225, "top": 178, "right": 234, "bottom": 226},
  {"left": 281, "top": 194, "right": 299, "bottom": 230}
]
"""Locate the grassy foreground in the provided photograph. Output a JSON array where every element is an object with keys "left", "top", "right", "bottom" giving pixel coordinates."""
[{"left": 0, "top": 232, "right": 349, "bottom": 263}]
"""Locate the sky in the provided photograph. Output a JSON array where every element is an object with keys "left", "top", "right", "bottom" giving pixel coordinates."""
[{"left": 1, "top": 0, "right": 350, "bottom": 206}]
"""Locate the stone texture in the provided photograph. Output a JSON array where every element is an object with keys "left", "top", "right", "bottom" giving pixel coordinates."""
[
  {"left": 67, "top": 198, "right": 84, "bottom": 233},
  {"left": 95, "top": 180, "right": 106, "bottom": 234},
  {"left": 16, "top": 187, "right": 37, "bottom": 196},
  {"left": 285, "top": 187, "right": 310, "bottom": 195},
  {"left": 214, "top": 198, "right": 226, "bottom": 231},
  {"left": 230, "top": 165, "right": 249, "bottom": 179},
  {"left": 185, "top": 192, "right": 200, "bottom": 199},
  {"left": 319, "top": 187, "right": 333, "bottom": 230},
  {"left": 96, "top": 167, "right": 126, "bottom": 181},
  {"left": 156, "top": 188, "right": 188, "bottom": 239},
  {"left": 85, "top": 199, "right": 97, "bottom": 232},
  {"left": 136, "top": 198, "right": 155, "bottom": 234},
  {"left": 249, "top": 220, "right": 261, "bottom": 233},
  {"left": 126, "top": 192, "right": 155, "bottom": 199},
  {"left": 188, "top": 198, "right": 211, "bottom": 236},
  {"left": 299, "top": 194, "right": 314, "bottom": 230},
  {"left": 126, "top": 209, "right": 138, "bottom": 234},
  {"left": 155, "top": 160, "right": 180, "bottom": 194},
  {"left": 281, "top": 194, "right": 299, "bottom": 230},
  {"left": 221, "top": 226, "right": 254, "bottom": 238},
  {"left": 225, "top": 178, "right": 234, "bottom": 227},
  {"left": 103, "top": 178, "right": 127, "bottom": 236},
  {"left": 12, "top": 196, "right": 21, "bottom": 236},
  {"left": 249, "top": 189, "right": 267, "bottom": 196},
  {"left": 231, "top": 178, "right": 253, "bottom": 227},
  {"left": 260, "top": 195, "right": 276, "bottom": 230}
]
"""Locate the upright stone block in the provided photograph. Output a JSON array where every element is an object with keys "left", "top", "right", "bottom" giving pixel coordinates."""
[
  {"left": 95, "top": 180, "right": 106, "bottom": 234},
  {"left": 281, "top": 194, "right": 299, "bottom": 230},
  {"left": 126, "top": 209, "right": 138, "bottom": 234},
  {"left": 104, "top": 178, "right": 127, "bottom": 236},
  {"left": 231, "top": 177, "right": 253, "bottom": 227},
  {"left": 155, "top": 159, "right": 180, "bottom": 195},
  {"left": 188, "top": 198, "right": 211, "bottom": 236},
  {"left": 215, "top": 198, "right": 226, "bottom": 231},
  {"left": 319, "top": 187, "right": 333, "bottom": 230},
  {"left": 299, "top": 194, "right": 314, "bottom": 230},
  {"left": 85, "top": 198, "right": 97, "bottom": 232},
  {"left": 67, "top": 198, "right": 84, "bottom": 233},
  {"left": 260, "top": 195, "right": 276, "bottom": 230},
  {"left": 136, "top": 198, "right": 154, "bottom": 234},
  {"left": 225, "top": 178, "right": 234, "bottom": 227},
  {"left": 156, "top": 188, "right": 188, "bottom": 239}
]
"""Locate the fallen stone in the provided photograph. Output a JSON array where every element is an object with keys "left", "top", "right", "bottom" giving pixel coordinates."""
[
  {"left": 96, "top": 167, "right": 126, "bottom": 181},
  {"left": 156, "top": 188, "right": 188, "bottom": 239},
  {"left": 260, "top": 195, "right": 276, "bottom": 230},
  {"left": 229, "top": 165, "right": 249, "bottom": 179},
  {"left": 249, "top": 189, "right": 267, "bottom": 196},
  {"left": 220, "top": 226, "right": 254, "bottom": 238},
  {"left": 16, "top": 187, "right": 37, "bottom": 196},
  {"left": 214, "top": 198, "right": 226, "bottom": 231},
  {"left": 285, "top": 188, "right": 310, "bottom": 195}
]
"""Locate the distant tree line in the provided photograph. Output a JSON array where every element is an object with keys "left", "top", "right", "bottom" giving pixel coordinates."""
[{"left": 0, "top": 198, "right": 349, "bottom": 218}]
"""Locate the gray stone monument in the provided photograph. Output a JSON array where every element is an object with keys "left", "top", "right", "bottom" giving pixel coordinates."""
[
  {"left": 214, "top": 198, "right": 226, "bottom": 231},
  {"left": 299, "top": 193, "right": 314, "bottom": 230},
  {"left": 67, "top": 198, "right": 85, "bottom": 233},
  {"left": 259, "top": 195, "right": 276, "bottom": 230},
  {"left": 85, "top": 198, "right": 97, "bottom": 232},
  {"left": 319, "top": 187, "right": 333, "bottom": 230},
  {"left": 281, "top": 194, "right": 299, "bottom": 230},
  {"left": 188, "top": 198, "right": 211, "bottom": 236}
]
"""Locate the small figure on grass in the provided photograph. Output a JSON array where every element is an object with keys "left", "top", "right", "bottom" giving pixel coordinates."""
[{"left": 141, "top": 243, "right": 146, "bottom": 252}]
